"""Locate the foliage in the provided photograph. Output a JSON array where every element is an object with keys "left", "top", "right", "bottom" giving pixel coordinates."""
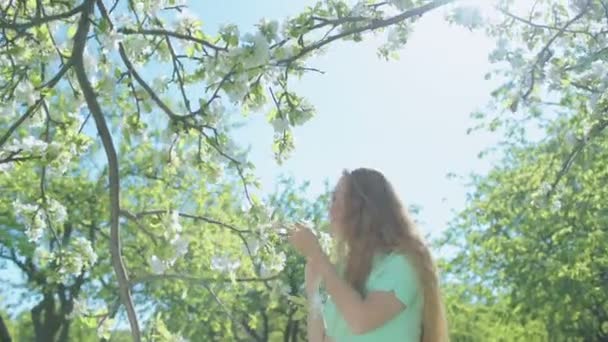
[{"left": 442, "top": 0, "right": 608, "bottom": 340}]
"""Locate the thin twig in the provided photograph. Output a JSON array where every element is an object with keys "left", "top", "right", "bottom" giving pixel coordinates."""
[
  {"left": 0, "top": 2, "right": 85, "bottom": 30},
  {"left": 129, "top": 273, "right": 279, "bottom": 286},
  {"left": 118, "top": 27, "right": 226, "bottom": 51},
  {"left": 521, "top": 3, "right": 591, "bottom": 101},
  {"left": 130, "top": 209, "right": 251, "bottom": 234},
  {"left": 0, "top": 100, "right": 43, "bottom": 149},
  {"left": 547, "top": 118, "right": 608, "bottom": 198},
  {"left": 278, "top": 0, "right": 456, "bottom": 65}
]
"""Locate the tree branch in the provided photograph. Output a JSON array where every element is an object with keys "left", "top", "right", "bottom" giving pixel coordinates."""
[
  {"left": 117, "top": 27, "right": 226, "bottom": 51},
  {"left": 72, "top": 0, "right": 141, "bottom": 340},
  {"left": 547, "top": 118, "right": 608, "bottom": 198},
  {"left": 0, "top": 314, "right": 12, "bottom": 342},
  {"left": 499, "top": 8, "right": 599, "bottom": 38},
  {"left": 0, "top": 99, "right": 43, "bottom": 149},
  {"left": 278, "top": 0, "right": 456, "bottom": 65},
  {"left": 521, "top": 3, "right": 591, "bottom": 101},
  {"left": 129, "top": 273, "right": 278, "bottom": 286},
  {"left": 118, "top": 209, "right": 160, "bottom": 245},
  {"left": 129, "top": 209, "right": 251, "bottom": 234},
  {"left": 117, "top": 44, "right": 182, "bottom": 119},
  {"left": 0, "top": 2, "right": 85, "bottom": 30}
]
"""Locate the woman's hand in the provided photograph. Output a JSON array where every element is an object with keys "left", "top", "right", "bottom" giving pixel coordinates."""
[{"left": 287, "top": 223, "right": 323, "bottom": 259}]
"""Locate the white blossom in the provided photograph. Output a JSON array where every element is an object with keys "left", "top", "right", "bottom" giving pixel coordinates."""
[
  {"left": 206, "top": 101, "right": 227, "bottom": 129},
  {"left": 452, "top": 6, "right": 483, "bottom": 29},
  {"left": 493, "top": 37, "right": 509, "bottom": 60},
  {"left": 57, "top": 254, "right": 84, "bottom": 282},
  {"left": 103, "top": 29, "right": 124, "bottom": 51},
  {"left": 33, "top": 246, "right": 54, "bottom": 266},
  {"left": 225, "top": 73, "right": 250, "bottom": 103},
  {"left": 148, "top": 0, "right": 166, "bottom": 16},
  {"left": 82, "top": 49, "right": 98, "bottom": 79},
  {"left": 0, "top": 163, "right": 13, "bottom": 173},
  {"left": 539, "top": 182, "right": 552, "bottom": 196},
  {"left": 271, "top": 117, "right": 289, "bottom": 133},
  {"left": 570, "top": 0, "right": 589, "bottom": 11},
  {"left": 47, "top": 198, "right": 68, "bottom": 225},
  {"left": 277, "top": 281, "right": 291, "bottom": 296},
  {"left": 351, "top": 2, "right": 370, "bottom": 16},
  {"left": 551, "top": 199, "right": 562, "bottom": 213},
  {"left": 69, "top": 298, "right": 88, "bottom": 319},
  {"left": 48, "top": 150, "right": 73, "bottom": 175},
  {"left": 388, "top": 0, "right": 412, "bottom": 11},
  {"left": 152, "top": 76, "right": 170, "bottom": 92},
  {"left": 13, "top": 200, "right": 46, "bottom": 243},
  {"left": 170, "top": 210, "right": 182, "bottom": 234},
  {"left": 97, "top": 317, "right": 114, "bottom": 339},
  {"left": 273, "top": 44, "right": 298, "bottom": 61},
  {"left": 150, "top": 255, "right": 167, "bottom": 274},
  {"left": 171, "top": 235, "right": 189, "bottom": 258},
  {"left": 29, "top": 111, "right": 45, "bottom": 128},
  {"left": 111, "top": 13, "right": 131, "bottom": 27},
  {"left": 242, "top": 32, "right": 270, "bottom": 68},
  {"left": 235, "top": 151, "right": 248, "bottom": 164},
  {"left": 13, "top": 200, "right": 38, "bottom": 217},
  {"left": 268, "top": 251, "right": 286, "bottom": 273},
  {"left": 318, "top": 231, "right": 333, "bottom": 254},
  {"left": 260, "top": 263, "right": 271, "bottom": 278},
  {"left": 565, "top": 132, "right": 578, "bottom": 146},
  {"left": 220, "top": 24, "right": 240, "bottom": 44},
  {"left": 210, "top": 254, "right": 241, "bottom": 274},
  {"left": 15, "top": 80, "right": 38, "bottom": 106},
  {"left": 176, "top": 9, "right": 198, "bottom": 32},
  {"left": 259, "top": 19, "right": 279, "bottom": 41},
  {"left": 243, "top": 237, "right": 260, "bottom": 256},
  {"left": 0, "top": 101, "right": 15, "bottom": 118},
  {"left": 73, "top": 237, "right": 98, "bottom": 266},
  {"left": 6, "top": 136, "right": 48, "bottom": 154},
  {"left": 163, "top": 210, "right": 182, "bottom": 240},
  {"left": 310, "top": 294, "right": 323, "bottom": 315},
  {"left": 126, "top": 36, "right": 148, "bottom": 58},
  {"left": 134, "top": 1, "right": 145, "bottom": 13}
]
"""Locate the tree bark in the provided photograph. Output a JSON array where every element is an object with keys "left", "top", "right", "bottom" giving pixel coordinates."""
[
  {"left": 0, "top": 314, "right": 12, "bottom": 342},
  {"left": 30, "top": 295, "right": 65, "bottom": 342}
]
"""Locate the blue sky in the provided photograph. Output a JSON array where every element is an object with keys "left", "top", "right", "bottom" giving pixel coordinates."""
[{"left": 192, "top": 0, "right": 501, "bottom": 239}]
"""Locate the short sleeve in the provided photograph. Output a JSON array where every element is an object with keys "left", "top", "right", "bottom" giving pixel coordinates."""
[{"left": 367, "top": 254, "right": 420, "bottom": 306}]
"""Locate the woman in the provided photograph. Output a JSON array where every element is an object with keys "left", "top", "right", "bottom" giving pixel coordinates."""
[{"left": 288, "top": 168, "right": 448, "bottom": 342}]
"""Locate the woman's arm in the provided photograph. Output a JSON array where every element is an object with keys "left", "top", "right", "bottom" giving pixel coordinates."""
[
  {"left": 311, "top": 251, "right": 405, "bottom": 335},
  {"left": 305, "top": 261, "right": 326, "bottom": 342},
  {"left": 307, "top": 311, "right": 325, "bottom": 342}
]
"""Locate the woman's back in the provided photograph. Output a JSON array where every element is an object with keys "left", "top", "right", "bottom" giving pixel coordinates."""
[{"left": 322, "top": 252, "right": 423, "bottom": 342}]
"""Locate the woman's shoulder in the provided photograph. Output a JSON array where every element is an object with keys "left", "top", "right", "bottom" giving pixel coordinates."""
[
  {"left": 374, "top": 251, "right": 415, "bottom": 271},
  {"left": 370, "top": 252, "right": 419, "bottom": 284},
  {"left": 367, "top": 251, "right": 422, "bottom": 303}
]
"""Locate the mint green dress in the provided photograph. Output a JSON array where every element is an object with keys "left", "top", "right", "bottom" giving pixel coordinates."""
[{"left": 321, "top": 253, "right": 423, "bottom": 342}]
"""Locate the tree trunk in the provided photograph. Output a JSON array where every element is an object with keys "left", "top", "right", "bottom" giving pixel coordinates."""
[
  {"left": 290, "top": 320, "right": 299, "bottom": 342},
  {"left": 283, "top": 309, "right": 294, "bottom": 342},
  {"left": 30, "top": 295, "right": 67, "bottom": 342},
  {"left": 0, "top": 314, "right": 12, "bottom": 342}
]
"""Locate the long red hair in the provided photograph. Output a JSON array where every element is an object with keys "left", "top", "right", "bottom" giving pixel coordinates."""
[{"left": 334, "top": 168, "right": 448, "bottom": 342}]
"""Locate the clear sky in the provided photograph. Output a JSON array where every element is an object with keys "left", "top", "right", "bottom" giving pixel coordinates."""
[{"left": 191, "top": 0, "right": 501, "bottom": 239}]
